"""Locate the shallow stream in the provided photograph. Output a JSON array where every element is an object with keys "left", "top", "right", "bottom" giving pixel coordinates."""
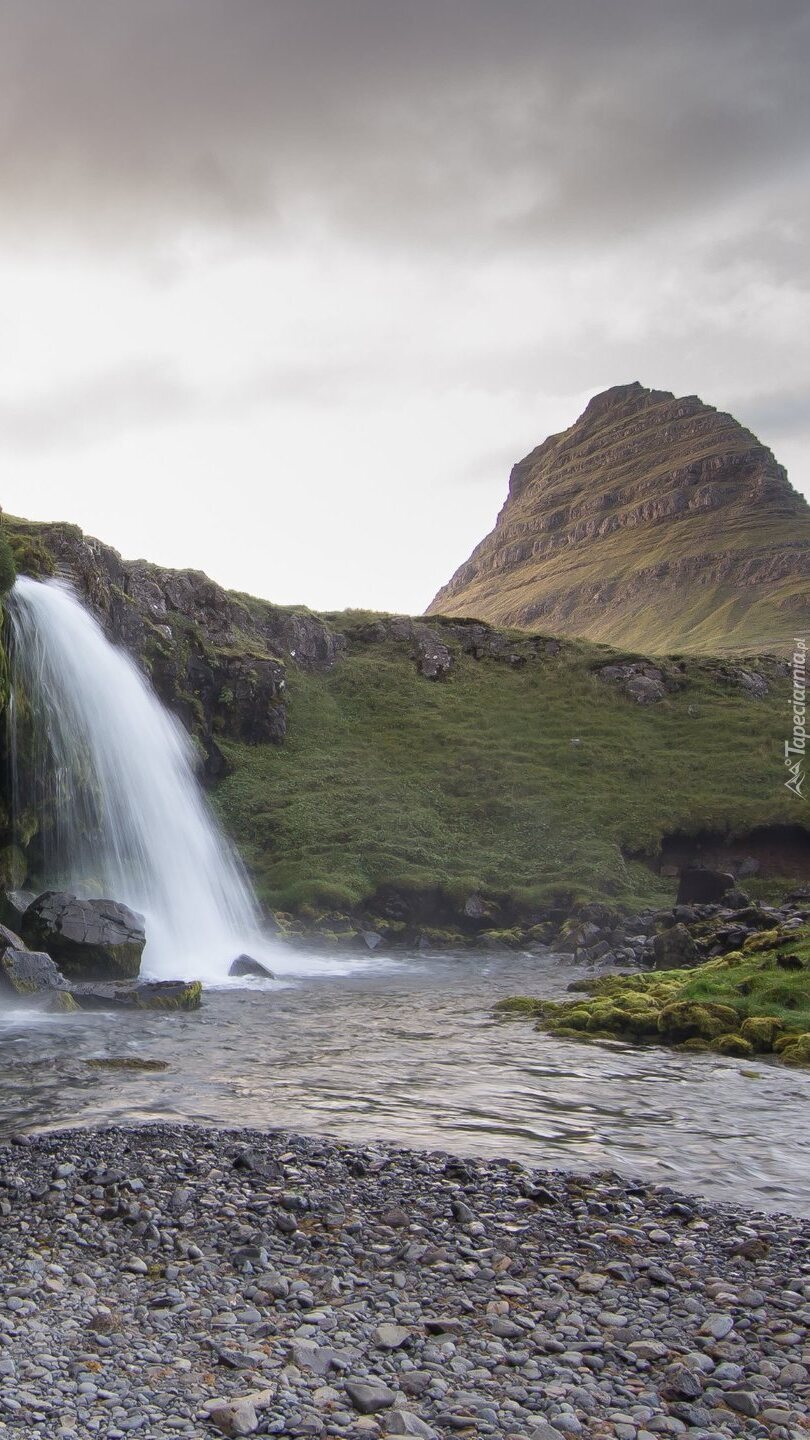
[{"left": 1, "top": 948, "right": 808, "bottom": 1215}]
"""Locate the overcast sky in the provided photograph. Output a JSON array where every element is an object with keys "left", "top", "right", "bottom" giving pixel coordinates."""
[{"left": 1, "top": 0, "right": 808, "bottom": 613}]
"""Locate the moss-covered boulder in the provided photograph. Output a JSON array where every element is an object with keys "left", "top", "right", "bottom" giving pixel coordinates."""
[
  {"left": 710, "top": 1032, "right": 754, "bottom": 1057},
  {"left": 657, "top": 1000, "right": 741, "bottom": 1040},
  {"left": 21, "top": 892, "right": 145, "bottom": 980},
  {"left": 740, "top": 1015, "right": 786, "bottom": 1051},
  {"left": 775, "top": 1032, "right": 810, "bottom": 1067}
]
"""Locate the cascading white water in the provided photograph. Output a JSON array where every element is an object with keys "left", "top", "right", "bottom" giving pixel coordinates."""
[{"left": 7, "top": 575, "right": 270, "bottom": 982}]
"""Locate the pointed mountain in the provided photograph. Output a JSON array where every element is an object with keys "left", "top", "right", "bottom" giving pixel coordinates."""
[{"left": 427, "top": 382, "right": 810, "bottom": 653}]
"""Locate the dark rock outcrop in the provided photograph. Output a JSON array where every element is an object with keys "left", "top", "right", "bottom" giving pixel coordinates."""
[
  {"left": 677, "top": 868, "right": 735, "bottom": 906},
  {"left": 428, "top": 382, "right": 810, "bottom": 654},
  {"left": 21, "top": 892, "right": 145, "bottom": 980}
]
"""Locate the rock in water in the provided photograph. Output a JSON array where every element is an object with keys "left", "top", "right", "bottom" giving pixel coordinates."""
[
  {"left": 228, "top": 954, "right": 276, "bottom": 979},
  {"left": 0, "top": 946, "right": 68, "bottom": 996},
  {"left": 68, "top": 979, "right": 202, "bottom": 1011},
  {"left": 21, "top": 892, "right": 145, "bottom": 979}
]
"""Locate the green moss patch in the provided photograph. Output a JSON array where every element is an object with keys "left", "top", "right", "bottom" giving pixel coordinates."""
[{"left": 497, "top": 924, "right": 810, "bottom": 1067}]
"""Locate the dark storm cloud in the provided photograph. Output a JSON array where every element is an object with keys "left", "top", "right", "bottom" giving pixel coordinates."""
[{"left": 0, "top": 0, "right": 808, "bottom": 251}]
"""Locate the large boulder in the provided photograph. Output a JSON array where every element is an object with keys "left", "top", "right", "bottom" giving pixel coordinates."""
[
  {"left": 21, "top": 892, "right": 145, "bottom": 980},
  {"left": 676, "top": 868, "right": 735, "bottom": 905}
]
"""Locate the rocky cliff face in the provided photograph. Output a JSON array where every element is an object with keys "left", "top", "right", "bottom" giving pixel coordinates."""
[
  {"left": 2, "top": 517, "right": 507, "bottom": 777},
  {"left": 428, "top": 383, "right": 810, "bottom": 654},
  {"left": 4, "top": 517, "right": 344, "bottom": 777}
]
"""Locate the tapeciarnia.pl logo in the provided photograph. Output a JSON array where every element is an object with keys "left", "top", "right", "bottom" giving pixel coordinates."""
[{"left": 785, "top": 634, "right": 807, "bottom": 799}]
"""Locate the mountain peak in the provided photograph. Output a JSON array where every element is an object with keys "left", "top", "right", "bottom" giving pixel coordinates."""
[{"left": 428, "top": 384, "right": 809, "bottom": 654}]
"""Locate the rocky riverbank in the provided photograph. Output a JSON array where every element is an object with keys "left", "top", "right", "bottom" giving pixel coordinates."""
[{"left": 0, "top": 1126, "right": 807, "bottom": 1440}]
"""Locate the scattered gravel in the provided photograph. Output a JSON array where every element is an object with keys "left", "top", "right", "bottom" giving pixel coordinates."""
[{"left": 0, "top": 1124, "right": 807, "bottom": 1440}]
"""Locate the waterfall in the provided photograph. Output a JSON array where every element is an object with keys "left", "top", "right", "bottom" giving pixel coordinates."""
[{"left": 6, "top": 575, "right": 271, "bottom": 983}]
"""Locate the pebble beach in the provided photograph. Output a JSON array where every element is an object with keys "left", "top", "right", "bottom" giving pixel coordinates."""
[{"left": 0, "top": 1125, "right": 807, "bottom": 1440}]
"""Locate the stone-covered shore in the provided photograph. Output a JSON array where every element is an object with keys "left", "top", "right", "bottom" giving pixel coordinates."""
[{"left": 0, "top": 1127, "right": 807, "bottom": 1440}]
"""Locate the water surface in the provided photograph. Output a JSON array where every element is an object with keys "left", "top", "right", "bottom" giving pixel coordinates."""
[{"left": 1, "top": 949, "right": 808, "bottom": 1215}]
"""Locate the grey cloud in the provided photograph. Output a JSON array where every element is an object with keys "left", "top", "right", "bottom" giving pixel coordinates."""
[
  {"left": 0, "top": 0, "right": 808, "bottom": 254},
  {"left": 729, "top": 388, "right": 810, "bottom": 442},
  {"left": 0, "top": 363, "right": 193, "bottom": 451}
]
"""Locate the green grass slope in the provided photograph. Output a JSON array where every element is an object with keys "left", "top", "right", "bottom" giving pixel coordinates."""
[{"left": 213, "top": 620, "right": 801, "bottom": 923}]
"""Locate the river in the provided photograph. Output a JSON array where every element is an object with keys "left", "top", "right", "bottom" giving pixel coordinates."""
[{"left": 1, "top": 948, "right": 808, "bottom": 1215}]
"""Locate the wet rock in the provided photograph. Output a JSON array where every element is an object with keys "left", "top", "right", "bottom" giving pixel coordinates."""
[
  {"left": 0, "top": 889, "right": 36, "bottom": 929},
  {"left": 21, "top": 891, "right": 145, "bottom": 979},
  {"left": 228, "top": 955, "right": 276, "bottom": 979},
  {"left": 69, "top": 978, "right": 202, "bottom": 1011},
  {"left": 0, "top": 945, "right": 68, "bottom": 996}
]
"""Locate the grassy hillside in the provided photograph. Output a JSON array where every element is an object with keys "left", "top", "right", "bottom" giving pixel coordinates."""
[{"left": 213, "top": 619, "right": 800, "bottom": 927}]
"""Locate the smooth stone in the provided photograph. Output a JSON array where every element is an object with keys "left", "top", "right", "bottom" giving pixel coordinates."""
[
  {"left": 346, "top": 1380, "right": 398, "bottom": 1415},
  {"left": 375, "top": 1324, "right": 411, "bottom": 1350}
]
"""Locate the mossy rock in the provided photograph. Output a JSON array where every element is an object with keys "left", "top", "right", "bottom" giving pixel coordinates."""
[
  {"left": 135, "top": 980, "right": 202, "bottom": 1011},
  {"left": 495, "top": 996, "right": 545, "bottom": 1017},
  {"left": 675, "top": 1038, "right": 712, "bottom": 1053},
  {"left": 657, "top": 1000, "right": 741, "bottom": 1040},
  {"left": 776, "top": 1032, "right": 810, "bottom": 1067},
  {"left": 478, "top": 927, "right": 525, "bottom": 948},
  {"left": 611, "top": 1006, "right": 661, "bottom": 1038},
  {"left": 69, "top": 979, "right": 202, "bottom": 1012},
  {"left": 710, "top": 1032, "right": 754, "bottom": 1057},
  {"left": 41, "top": 990, "right": 80, "bottom": 1014},
  {"left": 586, "top": 1004, "right": 620, "bottom": 1031},
  {"left": 740, "top": 1015, "right": 786, "bottom": 1051},
  {"left": 552, "top": 1006, "right": 592, "bottom": 1031},
  {"left": 742, "top": 929, "right": 785, "bottom": 954},
  {"left": 0, "top": 845, "right": 27, "bottom": 891}
]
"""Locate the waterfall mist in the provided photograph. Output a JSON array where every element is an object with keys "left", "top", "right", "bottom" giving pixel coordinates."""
[{"left": 6, "top": 576, "right": 270, "bottom": 982}]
